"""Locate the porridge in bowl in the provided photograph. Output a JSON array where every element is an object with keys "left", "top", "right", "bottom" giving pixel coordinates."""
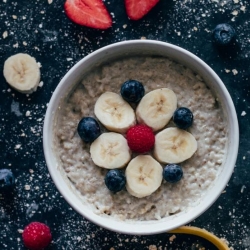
[{"left": 54, "top": 56, "right": 228, "bottom": 221}]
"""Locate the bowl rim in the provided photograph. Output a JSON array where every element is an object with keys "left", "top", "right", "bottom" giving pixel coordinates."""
[{"left": 43, "top": 39, "right": 239, "bottom": 235}]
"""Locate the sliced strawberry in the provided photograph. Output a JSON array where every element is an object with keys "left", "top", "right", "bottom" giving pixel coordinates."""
[
  {"left": 64, "top": 0, "right": 112, "bottom": 29},
  {"left": 125, "top": 0, "right": 160, "bottom": 20}
]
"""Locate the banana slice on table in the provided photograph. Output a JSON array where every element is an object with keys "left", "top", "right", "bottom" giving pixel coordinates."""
[
  {"left": 125, "top": 155, "right": 163, "bottom": 198},
  {"left": 136, "top": 88, "right": 177, "bottom": 132},
  {"left": 3, "top": 53, "right": 41, "bottom": 94},
  {"left": 154, "top": 127, "right": 197, "bottom": 164},
  {"left": 94, "top": 92, "right": 136, "bottom": 133},
  {"left": 90, "top": 132, "right": 131, "bottom": 169}
]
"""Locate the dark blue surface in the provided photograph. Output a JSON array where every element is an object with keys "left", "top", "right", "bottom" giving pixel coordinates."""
[{"left": 0, "top": 0, "right": 250, "bottom": 249}]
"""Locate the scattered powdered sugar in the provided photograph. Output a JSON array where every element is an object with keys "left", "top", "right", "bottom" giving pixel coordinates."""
[
  {"left": 11, "top": 100, "right": 22, "bottom": 116},
  {"left": 2, "top": 31, "right": 8, "bottom": 38},
  {"left": 38, "top": 81, "right": 44, "bottom": 87},
  {"left": 241, "top": 111, "right": 246, "bottom": 116},
  {"left": 0, "top": 0, "right": 249, "bottom": 249},
  {"left": 232, "top": 69, "right": 238, "bottom": 75}
]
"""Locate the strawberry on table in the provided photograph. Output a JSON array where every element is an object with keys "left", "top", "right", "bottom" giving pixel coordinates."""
[
  {"left": 64, "top": 0, "right": 112, "bottom": 29},
  {"left": 125, "top": 0, "right": 160, "bottom": 20}
]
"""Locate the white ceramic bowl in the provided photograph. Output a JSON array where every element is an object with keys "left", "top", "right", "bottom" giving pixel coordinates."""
[{"left": 43, "top": 40, "right": 239, "bottom": 235}]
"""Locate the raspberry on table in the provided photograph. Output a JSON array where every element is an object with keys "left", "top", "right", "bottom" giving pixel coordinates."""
[
  {"left": 22, "top": 222, "right": 52, "bottom": 250},
  {"left": 126, "top": 124, "right": 155, "bottom": 153}
]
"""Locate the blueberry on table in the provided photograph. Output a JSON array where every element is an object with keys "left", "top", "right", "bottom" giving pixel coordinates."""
[
  {"left": 105, "top": 169, "right": 126, "bottom": 193},
  {"left": 163, "top": 164, "right": 183, "bottom": 183},
  {"left": 0, "top": 169, "right": 15, "bottom": 191},
  {"left": 173, "top": 107, "right": 193, "bottom": 129},
  {"left": 120, "top": 80, "right": 145, "bottom": 103},
  {"left": 77, "top": 117, "right": 101, "bottom": 143},
  {"left": 212, "top": 23, "right": 236, "bottom": 46}
]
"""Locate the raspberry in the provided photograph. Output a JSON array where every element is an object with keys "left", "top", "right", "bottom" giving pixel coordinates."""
[
  {"left": 22, "top": 222, "right": 52, "bottom": 250},
  {"left": 126, "top": 124, "right": 155, "bottom": 153}
]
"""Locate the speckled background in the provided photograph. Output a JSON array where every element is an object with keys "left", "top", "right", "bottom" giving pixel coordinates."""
[{"left": 0, "top": 0, "right": 249, "bottom": 249}]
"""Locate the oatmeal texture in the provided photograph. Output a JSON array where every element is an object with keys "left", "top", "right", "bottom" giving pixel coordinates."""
[{"left": 55, "top": 56, "right": 227, "bottom": 221}]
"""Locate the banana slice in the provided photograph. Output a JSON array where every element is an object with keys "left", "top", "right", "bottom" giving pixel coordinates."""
[
  {"left": 94, "top": 92, "right": 136, "bottom": 133},
  {"left": 136, "top": 88, "right": 177, "bottom": 131},
  {"left": 90, "top": 132, "right": 131, "bottom": 169},
  {"left": 154, "top": 127, "right": 197, "bottom": 164},
  {"left": 3, "top": 53, "right": 41, "bottom": 94},
  {"left": 125, "top": 155, "right": 163, "bottom": 198}
]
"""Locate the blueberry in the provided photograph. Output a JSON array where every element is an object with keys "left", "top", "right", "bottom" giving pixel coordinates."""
[
  {"left": 105, "top": 169, "right": 126, "bottom": 193},
  {"left": 77, "top": 117, "right": 101, "bottom": 143},
  {"left": 120, "top": 80, "right": 145, "bottom": 103},
  {"left": 173, "top": 107, "right": 193, "bottom": 129},
  {"left": 213, "top": 23, "right": 236, "bottom": 46},
  {"left": 163, "top": 164, "right": 183, "bottom": 183},
  {"left": 0, "top": 169, "right": 15, "bottom": 191}
]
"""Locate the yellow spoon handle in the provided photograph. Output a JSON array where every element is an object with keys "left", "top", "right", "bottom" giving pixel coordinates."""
[{"left": 168, "top": 226, "right": 230, "bottom": 250}]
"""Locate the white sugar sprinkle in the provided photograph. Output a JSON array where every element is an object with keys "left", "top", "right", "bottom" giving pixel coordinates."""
[
  {"left": 232, "top": 69, "right": 238, "bottom": 75},
  {"left": 241, "top": 111, "right": 246, "bottom": 116},
  {"left": 3, "top": 31, "right": 8, "bottom": 39}
]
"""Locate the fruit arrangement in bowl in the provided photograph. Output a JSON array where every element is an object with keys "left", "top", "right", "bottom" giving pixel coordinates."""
[
  {"left": 78, "top": 80, "right": 197, "bottom": 198},
  {"left": 43, "top": 40, "right": 238, "bottom": 234}
]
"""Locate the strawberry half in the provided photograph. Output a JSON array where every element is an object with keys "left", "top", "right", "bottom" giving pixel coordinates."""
[
  {"left": 64, "top": 0, "right": 112, "bottom": 29},
  {"left": 125, "top": 0, "right": 160, "bottom": 20}
]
